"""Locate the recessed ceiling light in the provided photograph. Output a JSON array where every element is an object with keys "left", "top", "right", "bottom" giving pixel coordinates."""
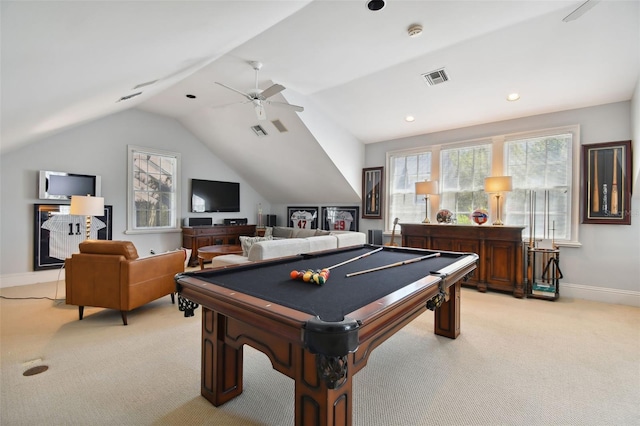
[
  {"left": 405, "top": 115, "right": 415, "bottom": 122},
  {"left": 367, "top": 0, "right": 385, "bottom": 11},
  {"left": 507, "top": 93, "right": 520, "bottom": 101}
]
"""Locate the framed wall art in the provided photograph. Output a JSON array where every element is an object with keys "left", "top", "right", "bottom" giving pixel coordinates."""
[
  {"left": 362, "top": 166, "right": 383, "bottom": 219},
  {"left": 34, "top": 204, "right": 113, "bottom": 270},
  {"left": 321, "top": 206, "right": 360, "bottom": 232},
  {"left": 286, "top": 206, "right": 319, "bottom": 230},
  {"left": 582, "top": 140, "right": 632, "bottom": 225}
]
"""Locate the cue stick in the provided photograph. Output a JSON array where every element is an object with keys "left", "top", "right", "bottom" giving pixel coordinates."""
[
  {"left": 346, "top": 252, "right": 441, "bottom": 278},
  {"left": 326, "top": 246, "right": 384, "bottom": 270},
  {"left": 611, "top": 148, "right": 618, "bottom": 215}
]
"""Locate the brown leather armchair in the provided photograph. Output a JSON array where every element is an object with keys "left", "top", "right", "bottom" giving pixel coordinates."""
[{"left": 65, "top": 240, "right": 185, "bottom": 325}]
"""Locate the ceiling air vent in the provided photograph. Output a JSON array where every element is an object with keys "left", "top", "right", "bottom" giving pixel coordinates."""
[
  {"left": 132, "top": 79, "right": 158, "bottom": 90},
  {"left": 421, "top": 68, "right": 449, "bottom": 86},
  {"left": 116, "top": 92, "right": 142, "bottom": 102},
  {"left": 271, "top": 119, "right": 288, "bottom": 133},
  {"left": 251, "top": 125, "right": 268, "bottom": 137}
]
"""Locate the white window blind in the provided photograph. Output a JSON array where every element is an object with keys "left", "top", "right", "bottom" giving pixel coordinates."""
[
  {"left": 504, "top": 133, "right": 573, "bottom": 241},
  {"left": 387, "top": 150, "right": 431, "bottom": 229},
  {"left": 440, "top": 144, "right": 492, "bottom": 225}
]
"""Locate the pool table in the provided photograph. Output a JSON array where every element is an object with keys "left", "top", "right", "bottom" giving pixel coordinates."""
[{"left": 175, "top": 245, "right": 478, "bottom": 426}]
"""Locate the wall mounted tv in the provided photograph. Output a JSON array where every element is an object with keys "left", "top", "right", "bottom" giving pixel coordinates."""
[
  {"left": 39, "top": 170, "right": 102, "bottom": 200},
  {"left": 191, "top": 179, "right": 240, "bottom": 213}
]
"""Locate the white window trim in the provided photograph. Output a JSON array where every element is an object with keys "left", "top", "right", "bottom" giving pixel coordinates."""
[
  {"left": 125, "top": 145, "right": 182, "bottom": 234},
  {"left": 384, "top": 125, "right": 581, "bottom": 245}
]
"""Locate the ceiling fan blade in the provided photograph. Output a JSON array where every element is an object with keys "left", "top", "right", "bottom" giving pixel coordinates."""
[
  {"left": 215, "top": 82, "right": 252, "bottom": 100},
  {"left": 266, "top": 100, "right": 304, "bottom": 113},
  {"left": 210, "top": 100, "right": 249, "bottom": 110},
  {"left": 562, "top": 0, "right": 599, "bottom": 22},
  {"left": 260, "top": 83, "right": 285, "bottom": 99}
]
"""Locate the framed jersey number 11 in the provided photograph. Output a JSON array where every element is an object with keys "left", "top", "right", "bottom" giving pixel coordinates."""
[
  {"left": 362, "top": 167, "right": 383, "bottom": 219},
  {"left": 33, "top": 203, "right": 113, "bottom": 271}
]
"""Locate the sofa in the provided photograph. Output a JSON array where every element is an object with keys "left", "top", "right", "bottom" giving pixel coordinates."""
[
  {"left": 210, "top": 226, "right": 367, "bottom": 268},
  {"left": 65, "top": 240, "right": 185, "bottom": 325}
]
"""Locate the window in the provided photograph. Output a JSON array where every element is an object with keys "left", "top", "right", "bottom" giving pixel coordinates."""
[
  {"left": 440, "top": 143, "right": 492, "bottom": 225},
  {"left": 126, "top": 145, "right": 181, "bottom": 234},
  {"left": 387, "top": 150, "right": 432, "bottom": 229},
  {"left": 503, "top": 131, "right": 574, "bottom": 242},
  {"left": 384, "top": 126, "right": 580, "bottom": 243}
]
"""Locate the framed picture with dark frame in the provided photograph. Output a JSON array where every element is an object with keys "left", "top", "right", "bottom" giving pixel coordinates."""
[
  {"left": 34, "top": 203, "right": 113, "bottom": 270},
  {"left": 362, "top": 166, "right": 383, "bottom": 219},
  {"left": 321, "top": 206, "right": 360, "bottom": 232},
  {"left": 286, "top": 206, "right": 319, "bottom": 230},
  {"left": 582, "top": 140, "right": 632, "bottom": 225}
]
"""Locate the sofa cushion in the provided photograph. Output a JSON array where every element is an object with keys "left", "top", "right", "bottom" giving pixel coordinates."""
[
  {"left": 306, "top": 235, "right": 338, "bottom": 253},
  {"left": 292, "top": 228, "right": 317, "bottom": 238},
  {"left": 211, "top": 254, "right": 251, "bottom": 268},
  {"left": 315, "top": 229, "right": 331, "bottom": 236},
  {"left": 248, "top": 238, "right": 310, "bottom": 261},
  {"left": 331, "top": 231, "right": 367, "bottom": 247},
  {"left": 79, "top": 240, "right": 139, "bottom": 260},
  {"left": 240, "top": 235, "right": 273, "bottom": 256},
  {"left": 272, "top": 226, "right": 294, "bottom": 238}
]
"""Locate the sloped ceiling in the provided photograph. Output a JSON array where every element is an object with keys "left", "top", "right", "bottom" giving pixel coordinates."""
[{"left": 2, "top": 1, "right": 639, "bottom": 203}]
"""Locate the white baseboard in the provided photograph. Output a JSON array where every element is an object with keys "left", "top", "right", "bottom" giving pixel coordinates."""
[
  {"left": 0, "top": 268, "right": 66, "bottom": 289},
  {"left": 559, "top": 282, "right": 640, "bottom": 307}
]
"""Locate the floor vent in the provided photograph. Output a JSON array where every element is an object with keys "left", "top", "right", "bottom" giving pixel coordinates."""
[
  {"left": 251, "top": 125, "right": 268, "bottom": 137},
  {"left": 421, "top": 68, "right": 449, "bottom": 86},
  {"left": 271, "top": 119, "right": 288, "bottom": 133}
]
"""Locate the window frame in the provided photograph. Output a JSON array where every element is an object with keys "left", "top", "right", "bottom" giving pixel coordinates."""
[
  {"left": 126, "top": 145, "right": 181, "bottom": 234},
  {"left": 384, "top": 125, "right": 581, "bottom": 245}
]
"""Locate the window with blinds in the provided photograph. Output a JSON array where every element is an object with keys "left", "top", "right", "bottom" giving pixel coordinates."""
[{"left": 387, "top": 150, "right": 432, "bottom": 229}]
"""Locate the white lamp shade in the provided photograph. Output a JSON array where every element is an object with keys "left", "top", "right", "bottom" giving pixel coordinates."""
[
  {"left": 415, "top": 180, "right": 439, "bottom": 195},
  {"left": 484, "top": 176, "right": 512, "bottom": 193},
  {"left": 70, "top": 195, "right": 105, "bottom": 216}
]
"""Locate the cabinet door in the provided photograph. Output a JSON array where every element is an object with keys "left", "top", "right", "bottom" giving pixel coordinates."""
[
  {"left": 404, "top": 236, "right": 427, "bottom": 249},
  {"left": 485, "top": 241, "right": 516, "bottom": 291},
  {"left": 430, "top": 237, "right": 454, "bottom": 251},
  {"left": 454, "top": 239, "right": 480, "bottom": 284}
]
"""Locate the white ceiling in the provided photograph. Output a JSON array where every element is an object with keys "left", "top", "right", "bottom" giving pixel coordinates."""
[{"left": 2, "top": 1, "right": 639, "bottom": 203}]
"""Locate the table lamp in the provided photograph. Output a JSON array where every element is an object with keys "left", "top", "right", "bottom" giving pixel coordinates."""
[
  {"left": 70, "top": 194, "right": 105, "bottom": 239},
  {"left": 415, "top": 180, "right": 439, "bottom": 223},
  {"left": 484, "top": 176, "right": 512, "bottom": 225}
]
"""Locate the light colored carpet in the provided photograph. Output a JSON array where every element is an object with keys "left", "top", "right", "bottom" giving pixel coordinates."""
[{"left": 1, "top": 280, "right": 639, "bottom": 425}]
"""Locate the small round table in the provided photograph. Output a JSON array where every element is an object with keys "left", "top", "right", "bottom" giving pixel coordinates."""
[{"left": 197, "top": 245, "right": 243, "bottom": 270}]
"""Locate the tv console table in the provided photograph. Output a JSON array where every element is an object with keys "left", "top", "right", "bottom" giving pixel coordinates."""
[
  {"left": 401, "top": 223, "right": 525, "bottom": 298},
  {"left": 182, "top": 224, "right": 256, "bottom": 267}
]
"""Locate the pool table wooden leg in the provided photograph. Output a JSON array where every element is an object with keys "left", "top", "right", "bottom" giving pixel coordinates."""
[
  {"left": 201, "top": 307, "right": 244, "bottom": 406},
  {"left": 294, "top": 348, "right": 352, "bottom": 426},
  {"left": 434, "top": 281, "right": 461, "bottom": 339}
]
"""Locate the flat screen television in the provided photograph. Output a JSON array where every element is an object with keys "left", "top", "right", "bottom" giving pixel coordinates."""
[
  {"left": 191, "top": 179, "right": 240, "bottom": 213},
  {"left": 39, "top": 170, "right": 101, "bottom": 200}
]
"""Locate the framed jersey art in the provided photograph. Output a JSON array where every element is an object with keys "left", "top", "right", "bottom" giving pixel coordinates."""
[
  {"left": 321, "top": 206, "right": 359, "bottom": 232},
  {"left": 34, "top": 203, "right": 113, "bottom": 271},
  {"left": 287, "top": 206, "right": 318, "bottom": 230}
]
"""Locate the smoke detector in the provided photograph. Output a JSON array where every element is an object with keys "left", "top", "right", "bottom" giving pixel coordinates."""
[
  {"left": 421, "top": 68, "right": 449, "bottom": 86},
  {"left": 408, "top": 24, "right": 423, "bottom": 38}
]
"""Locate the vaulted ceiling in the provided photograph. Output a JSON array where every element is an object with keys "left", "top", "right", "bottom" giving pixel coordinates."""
[{"left": 2, "top": 1, "right": 638, "bottom": 203}]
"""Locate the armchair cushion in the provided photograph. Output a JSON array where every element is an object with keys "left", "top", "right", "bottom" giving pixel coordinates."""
[{"left": 79, "top": 240, "right": 139, "bottom": 260}]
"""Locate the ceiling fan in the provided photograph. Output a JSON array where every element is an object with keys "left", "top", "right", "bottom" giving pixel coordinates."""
[{"left": 215, "top": 61, "right": 304, "bottom": 120}]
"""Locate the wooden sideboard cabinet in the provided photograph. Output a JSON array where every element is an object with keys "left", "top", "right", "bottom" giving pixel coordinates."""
[
  {"left": 182, "top": 224, "right": 256, "bottom": 266},
  {"left": 401, "top": 223, "right": 525, "bottom": 298}
]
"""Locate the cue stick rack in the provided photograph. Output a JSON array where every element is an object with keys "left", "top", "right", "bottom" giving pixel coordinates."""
[{"left": 525, "top": 189, "right": 562, "bottom": 300}]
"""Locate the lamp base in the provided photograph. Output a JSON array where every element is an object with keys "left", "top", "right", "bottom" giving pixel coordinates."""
[
  {"left": 422, "top": 217, "right": 431, "bottom": 223},
  {"left": 492, "top": 219, "right": 504, "bottom": 226}
]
